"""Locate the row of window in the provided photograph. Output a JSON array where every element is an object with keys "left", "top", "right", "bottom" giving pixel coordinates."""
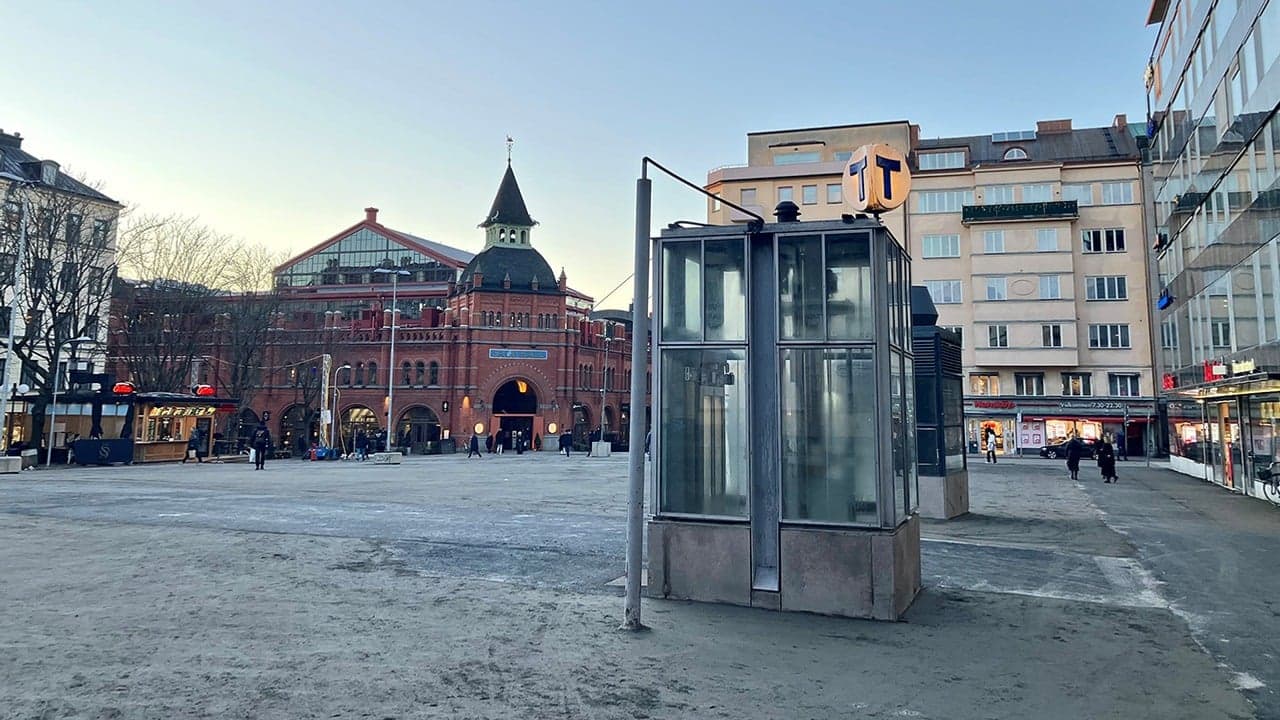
[
  {"left": 738, "top": 184, "right": 844, "bottom": 208},
  {"left": 914, "top": 181, "right": 1133, "bottom": 214},
  {"left": 923, "top": 274, "right": 1129, "bottom": 304},
  {"left": 332, "top": 360, "right": 440, "bottom": 387},
  {"left": 0, "top": 308, "right": 100, "bottom": 339},
  {"left": 920, "top": 228, "right": 1127, "bottom": 257},
  {"left": 0, "top": 205, "right": 112, "bottom": 246},
  {"left": 977, "top": 323, "right": 1131, "bottom": 350},
  {"left": 970, "top": 371, "right": 1142, "bottom": 398},
  {"left": 478, "top": 311, "right": 560, "bottom": 329},
  {"left": 577, "top": 364, "right": 626, "bottom": 391}
]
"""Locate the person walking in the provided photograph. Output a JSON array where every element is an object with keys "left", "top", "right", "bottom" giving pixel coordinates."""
[
  {"left": 515, "top": 430, "right": 525, "bottom": 455},
  {"left": 1097, "top": 435, "right": 1118, "bottom": 483},
  {"left": 495, "top": 429, "right": 505, "bottom": 455},
  {"left": 1065, "top": 434, "right": 1083, "bottom": 481},
  {"left": 251, "top": 422, "right": 271, "bottom": 471},
  {"left": 354, "top": 429, "right": 368, "bottom": 462},
  {"left": 183, "top": 427, "right": 204, "bottom": 464},
  {"left": 559, "top": 431, "right": 571, "bottom": 457},
  {"left": 1115, "top": 431, "right": 1128, "bottom": 462},
  {"left": 467, "top": 433, "right": 482, "bottom": 458},
  {"left": 984, "top": 427, "right": 998, "bottom": 464}
]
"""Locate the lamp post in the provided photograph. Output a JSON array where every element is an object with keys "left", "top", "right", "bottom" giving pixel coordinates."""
[
  {"left": 373, "top": 264, "right": 411, "bottom": 452},
  {"left": 329, "top": 362, "right": 350, "bottom": 449},
  {"left": 46, "top": 336, "right": 94, "bottom": 467},
  {"left": 1, "top": 176, "right": 36, "bottom": 453},
  {"left": 597, "top": 323, "right": 621, "bottom": 443}
]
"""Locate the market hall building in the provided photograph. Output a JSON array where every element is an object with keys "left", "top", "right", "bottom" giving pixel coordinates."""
[{"left": 133, "top": 161, "right": 643, "bottom": 456}]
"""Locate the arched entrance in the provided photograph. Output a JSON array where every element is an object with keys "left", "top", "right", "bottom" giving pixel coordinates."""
[
  {"left": 396, "top": 405, "right": 440, "bottom": 454},
  {"left": 280, "top": 404, "right": 318, "bottom": 458},
  {"left": 572, "top": 402, "right": 591, "bottom": 451},
  {"left": 340, "top": 405, "right": 381, "bottom": 454},
  {"left": 493, "top": 378, "right": 537, "bottom": 450}
]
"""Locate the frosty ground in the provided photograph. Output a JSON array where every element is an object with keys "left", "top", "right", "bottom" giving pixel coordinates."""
[{"left": 1, "top": 452, "right": 1275, "bottom": 719}]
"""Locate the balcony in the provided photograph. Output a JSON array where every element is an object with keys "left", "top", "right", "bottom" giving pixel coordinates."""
[{"left": 962, "top": 200, "right": 1078, "bottom": 225}]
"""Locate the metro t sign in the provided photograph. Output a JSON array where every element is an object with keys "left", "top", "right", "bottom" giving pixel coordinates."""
[{"left": 843, "top": 143, "right": 912, "bottom": 214}]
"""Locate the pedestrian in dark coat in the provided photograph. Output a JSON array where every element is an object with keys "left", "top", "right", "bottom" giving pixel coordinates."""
[
  {"left": 559, "top": 432, "right": 571, "bottom": 457},
  {"left": 354, "top": 430, "right": 368, "bottom": 461},
  {"left": 467, "top": 434, "right": 481, "bottom": 458},
  {"left": 183, "top": 428, "right": 203, "bottom": 463},
  {"left": 1115, "top": 432, "right": 1128, "bottom": 461},
  {"left": 1097, "top": 437, "right": 1118, "bottom": 483},
  {"left": 251, "top": 422, "right": 271, "bottom": 470},
  {"left": 1065, "top": 436, "right": 1083, "bottom": 481}
]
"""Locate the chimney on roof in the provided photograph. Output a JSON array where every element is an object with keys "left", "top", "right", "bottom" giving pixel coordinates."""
[
  {"left": 1036, "top": 119, "right": 1072, "bottom": 135},
  {"left": 1113, "top": 114, "right": 1129, "bottom": 130},
  {"left": 909, "top": 124, "right": 921, "bottom": 151},
  {"left": 558, "top": 267, "right": 568, "bottom": 292},
  {"left": 364, "top": 207, "right": 379, "bottom": 223}
]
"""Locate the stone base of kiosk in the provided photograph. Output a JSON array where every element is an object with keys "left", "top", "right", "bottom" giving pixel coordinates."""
[
  {"left": 917, "top": 471, "right": 970, "bottom": 520},
  {"left": 646, "top": 516, "right": 921, "bottom": 621},
  {"left": 589, "top": 441, "right": 611, "bottom": 458},
  {"left": 371, "top": 452, "right": 403, "bottom": 465}
]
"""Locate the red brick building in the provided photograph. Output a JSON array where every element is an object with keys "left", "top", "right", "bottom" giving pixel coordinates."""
[{"left": 115, "top": 162, "right": 644, "bottom": 455}]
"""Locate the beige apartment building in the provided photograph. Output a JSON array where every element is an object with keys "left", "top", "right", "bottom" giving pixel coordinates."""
[{"left": 706, "top": 117, "right": 1156, "bottom": 457}]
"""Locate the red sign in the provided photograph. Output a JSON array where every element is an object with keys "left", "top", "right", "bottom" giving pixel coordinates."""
[
  {"left": 112, "top": 381, "right": 136, "bottom": 395},
  {"left": 973, "top": 400, "right": 1015, "bottom": 409},
  {"left": 1203, "top": 361, "right": 1228, "bottom": 382},
  {"left": 1162, "top": 373, "right": 1178, "bottom": 391}
]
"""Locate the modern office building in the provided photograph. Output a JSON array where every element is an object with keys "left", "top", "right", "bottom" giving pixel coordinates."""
[
  {"left": 707, "top": 118, "right": 1156, "bottom": 457},
  {"left": 1147, "top": 0, "right": 1280, "bottom": 503}
]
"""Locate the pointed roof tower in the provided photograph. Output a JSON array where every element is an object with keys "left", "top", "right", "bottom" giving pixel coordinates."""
[
  {"left": 457, "top": 153, "right": 557, "bottom": 295},
  {"left": 480, "top": 163, "right": 537, "bottom": 229}
]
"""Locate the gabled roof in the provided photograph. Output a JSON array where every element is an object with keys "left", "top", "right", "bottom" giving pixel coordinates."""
[
  {"left": 480, "top": 163, "right": 536, "bottom": 228},
  {"left": 273, "top": 216, "right": 473, "bottom": 275},
  {"left": 0, "top": 133, "right": 119, "bottom": 205}
]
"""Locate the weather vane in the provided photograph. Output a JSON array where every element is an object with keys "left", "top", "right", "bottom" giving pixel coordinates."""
[{"left": 506, "top": 135, "right": 514, "bottom": 164}]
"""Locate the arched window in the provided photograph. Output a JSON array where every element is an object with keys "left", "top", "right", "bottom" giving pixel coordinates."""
[
  {"left": 354, "top": 362, "right": 365, "bottom": 386},
  {"left": 1003, "top": 147, "right": 1027, "bottom": 160},
  {"left": 520, "top": 230, "right": 527, "bottom": 243},
  {"left": 415, "top": 361, "right": 426, "bottom": 386},
  {"left": 510, "top": 312, "right": 517, "bottom": 327},
  {"left": 428, "top": 361, "right": 440, "bottom": 386},
  {"left": 338, "top": 364, "right": 352, "bottom": 386},
  {"left": 499, "top": 229, "right": 506, "bottom": 241},
  {"left": 401, "top": 361, "right": 412, "bottom": 386},
  {"left": 367, "top": 361, "right": 378, "bottom": 386}
]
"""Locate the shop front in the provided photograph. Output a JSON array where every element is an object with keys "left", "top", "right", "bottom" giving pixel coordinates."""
[
  {"left": 965, "top": 398, "right": 1156, "bottom": 457},
  {"left": 131, "top": 395, "right": 238, "bottom": 463},
  {"left": 1167, "top": 360, "right": 1280, "bottom": 504}
]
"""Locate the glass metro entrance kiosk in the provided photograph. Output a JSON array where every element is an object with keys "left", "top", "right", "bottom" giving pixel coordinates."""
[{"left": 647, "top": 214, "right": 922, "bottom": 620}]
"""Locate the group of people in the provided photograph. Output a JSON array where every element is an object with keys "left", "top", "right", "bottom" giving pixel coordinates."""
[
  {"left": 466, "top": 428, "right": 544, "bottom": 458},
  {"left": 1062, "top": 433, "right": 1121, "bottom": 483}
]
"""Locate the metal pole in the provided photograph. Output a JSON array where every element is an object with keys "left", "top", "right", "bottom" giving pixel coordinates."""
[
  {"left": 2, "top": 192, "right": 30, "bottom": 452},
  {"left": 385, "top": 274, "right": 398, "bottom": 452},
  {"left": 45, "top": 347, "right": 59, "bottom": 468},
  {"left": 602, "top": 330, "right": 608, "bottom": 441},
  {"left": 622, "top": 175, "right": 651, "bottom": 630},
  {"left": 320, "top": 353, "right": 331, "bottom": 447}
]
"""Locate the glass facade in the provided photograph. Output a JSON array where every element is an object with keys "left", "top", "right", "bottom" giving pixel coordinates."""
[{"left": 274, "top": 228, "right": 456, "bottom": 288}]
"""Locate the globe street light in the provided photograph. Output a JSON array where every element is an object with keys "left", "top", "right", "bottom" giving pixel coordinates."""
[
  {"left": 46, "top": 336, "right": 95, "bottom": 467},
  {"left": 373, "top": 265, "right": 411, "bottom": 452}
]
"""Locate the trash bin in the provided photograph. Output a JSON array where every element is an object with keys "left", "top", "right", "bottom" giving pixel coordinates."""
[{"left": 968, "top": 440, "right": 979, "bottom": 455}]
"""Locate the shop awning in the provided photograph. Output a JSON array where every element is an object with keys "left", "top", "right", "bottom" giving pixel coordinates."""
[{"left": 1175, "top": 372, "right": 1280, "bottom": 400}]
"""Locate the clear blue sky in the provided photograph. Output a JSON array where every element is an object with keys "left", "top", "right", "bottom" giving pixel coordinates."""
[{"left": 1, "top": 0, "right": 1153, "bottom": 305}]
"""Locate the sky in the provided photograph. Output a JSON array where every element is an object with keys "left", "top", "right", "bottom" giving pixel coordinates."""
[{"left": 1, "top": 0, "right": 1155, "bottom": 307}]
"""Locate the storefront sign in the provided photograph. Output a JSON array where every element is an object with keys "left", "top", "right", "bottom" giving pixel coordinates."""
[
  {"left": 842, "top": 144, "right": 911, "bottom": 213},
  {"left": 488, "top": 349, "right": 549, "bottom": 360},
  {"left": 1162, "top": 373, "right": 1178, "bottom": 391},
  {"left": 1059, "top": 400, "right": 1126, "bottom": 410},
  {"left": 1203, "top": 361, "right": 1228, "bottom": 381},
  {"left": 1231, "top": 359, "right": 1257, "bottom": 375},
  {"left": 148, "top": 406, "right": 217, "bottom": 418},
  {"left": 972, "top": 400, "right": 1015, "bottom": 409}
]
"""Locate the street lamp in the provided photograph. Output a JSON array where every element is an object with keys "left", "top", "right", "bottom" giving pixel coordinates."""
[
  {"left": 373, "top": 264, "right": 411, "bottom": 452},
  {"left": 46, "top": 336, "right": 95, "bottom": 467},
  {"left": 597, "top": 322, "right": 623, "bottom": 442},
  {"left": 1, "top": 175, "right": 37, "bottom": 453},
  {"left": 329, "top": 362, "right": 350, "bottom": 448}
]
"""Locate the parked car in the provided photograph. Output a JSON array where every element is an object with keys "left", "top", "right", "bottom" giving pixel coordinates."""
[{"left": 1040, "top": 439, "right": 1098, "bottom": 460}]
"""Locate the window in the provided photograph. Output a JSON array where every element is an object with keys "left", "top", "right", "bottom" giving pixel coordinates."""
[
  {"left": 826, "top": 183, "right": 842, "bottom": 203},
  {"left": 833, "top": 151, "right": 852, "bottom": 163},
  {"left": 1040, "top": 275, "right": 1061, "bottom": 299},
  {"left": 916, "top": 151, "right": 966, "bottom": 170},
  {"left": 922, "top": 234, "right": 960, "bottom": 258},
  {"left": 983, "top": 230, "right": 1005, "bottom": 253},
  {"left": 59, "top": 263, "right": 78, "bottom": 292},
  {"left": 1062, "top": 373, "right": 1093, "bottom": 396},
  {"left": 429, "top": 361, "right": 440, "bottom": 386},
  {"left": 740, "top": 188, "right": 757, "bottom": 205},
  {"left": 1085, "top": 276, "right": 1128, "bottom": 300},
  {"left": 1082, "top": 228, "right": 1126, "bottom": 253},
  {"left": 1101, "top": 181, "right": 1134, "bottom": 205},
  {"left": 661, "top": 348, "right": 748, "bottom": 517},
  {"left": 1042, "top": 324, "right": 1063, "bottom": 347},
  {"left": 0, "top": 307, "right": 8, "bottom": 335},
  {"left": 415, "top": 361, "right": 426, "bottom": 385},
  {"left": 924, "top": 279, "right": 963, "bottom": 304},
  {"left": 65, "top": 214, "right": 83, "bottom": 243},
  {"left": 33, "top": 259, "right": 51, "bottom": 290},
  {"left": 778, "top": 186, "right": 794, "bottom": 203},
  {"left": 1015, "top": 373, "right": 1045, "bottom": 396},
  {"left": 984, "top": 277, "right": 1007, "bottom": 300},
  {"left": 987, "top": 325, "right": 1009, "bottom": 347},
  {"left": 773, "top": 151, "right": 821, "bottom": 165},
  {"left": 970, "top": 373, "right": 1000, "bottom": 395},
  {"left": 1108, "top": 374, "right": 1141, "bottom": 397},
  {"left": 1211, "top": 321, "right": 1232, "bottom": 347},
  {"left": 1036, "top": 228, "right": 1059, "bottom": 251},
  {"left": 1161, "top": 320, "right": 1179, "bottom": 349},
  {"left": 984, "top": 186, "right": 1016, "bottom": 204},
  {"left": 942, "top": 325, "right": 963, "bottom": 346},
  {"left": 1021, "top": 184, "right": 1052, "bottom": 202},
  {"left": 366, "top": 361, "right": 378, "bottom": 385},
  {"left": 801, "top": 185, "right": 818, "bottom": 205},
  {"left": 711, "top": 197, "right": 721, "bottom": 212},
  {"left": 1088, "top": 323, "right": 1131, "bottom": 348},
  {"left": 992, "top": 130, "right": 1036, "bottom": 142},
  {"left": 917, "top": 190, "right": 975, "bottom": 213},
  {"left": 1061, "top": 184, "right": 1094, "bottom": 206},
  {"left": 1004, "top": 148, "right": 1029, "bottom": 161}
]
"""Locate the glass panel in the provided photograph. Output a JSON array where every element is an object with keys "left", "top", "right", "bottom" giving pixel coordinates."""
[
  {"left": 825, "top": 233, "right": 872, "bottom": 339},
  {"left": 891, "top": 351, "right": 906, "bottom": 520},
  {"left": 661, "top": 242, "right": 702, "bottom": 341},
  {"left": 905, "top": 354, "right": 918, "bottom": 513},
  {"left": 704, "top": 239, "right": 746, "bottom": 342},
  {"left": 659, "top": 349, "right": 748, "bottom": 516},
  {"left": 781, "top": 347, "right": 878, "bottom": 524},
  {"left": 778, "top": 235, "right": 824, "bottom": 340}
]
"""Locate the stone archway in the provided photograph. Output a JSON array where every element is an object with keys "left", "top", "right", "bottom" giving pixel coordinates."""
[
  {"left": 572, "top": 402, "right": 592, "bottom": 450},
  {"left": 492, "top": 378, "right": 538, "bottom": 450},
  {"left": 279, "top": 404, "right": 318, "bottom": 458},
  {"left": 339, "top": 405, "right": 381, "bottom": 454},
  {"left": 396, "top": 405, "right": 441, "bottom": 453}
]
